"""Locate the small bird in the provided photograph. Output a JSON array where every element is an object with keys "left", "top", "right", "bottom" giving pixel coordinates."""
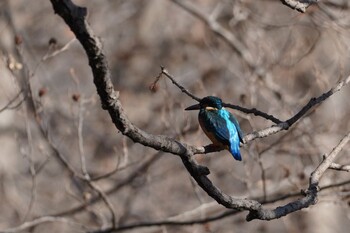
[{"left": 185, "top": 96, "right": 244, "bottom": 161}]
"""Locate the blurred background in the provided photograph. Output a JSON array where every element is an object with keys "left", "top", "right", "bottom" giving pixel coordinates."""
[{"left": 0, "top": 0, "right": 350, "bottom": 232}]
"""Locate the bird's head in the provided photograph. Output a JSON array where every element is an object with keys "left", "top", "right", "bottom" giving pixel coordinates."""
[{"left": 185, "top": 96, "right": 223, "bottom": 111}]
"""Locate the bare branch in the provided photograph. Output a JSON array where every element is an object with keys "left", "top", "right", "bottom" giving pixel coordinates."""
[
  {"left": 5, "top": 178, "right": 350, "bottom": 233},
  {"left": 0, "top": 216, "right": 89, "bottom": 233},
  {"left": 166, "top": 1, "right": 350, "bottom": 130},
  {"left": 158, "top": 67, "right": 201, "bottom": 102},
  {"left": 50, "top": 0, "right": 262, "bottom": 218},
  {"left": 311, "top": 133, "right": 350, "bottom": 184},
  {"left": 0, "top": 90, "right": 24, "bottom": 112},
  {"left": 223, "top": 103, "right": 283, "bottom": 124},
  {"left": 89, "top": 178, "right": 350, "bottom": 232},
  {"left": 91, "top": 160, "right": 139, "bottom": 181},
  {"left": 239, "top": 75, "right": 350, "bottom": 144},
  {"left": 51, "top": 153, "right": 161, "bottom": 217},
  {"left": 12, "top": 26, "right": 118, "bottom": 229},
  {"left": 88, "top": 211, "right": 239, "bottom": 233},
  {"left": 157, "top": 68, "right": 283, "bottom": 124},
  {"left": 328, "top": 163, "right": 350, "bottom": 172},
  {"left": 41, "top": 38, "right": 76, "bottom": 61},
  {"left": 49, "top": 0, "right": 350, "bottom": 224},
  {"left": 76, "top": 97, "right": 89, "bottom": 179},
  {"left": 87, "top": 182, "right": 116, "bottom": 228},
  {"left": 286, "top": 75, "right": 350, "bottom": 127},
  {"left": 280, "top": 0, "right": 319, "bottom": 13},
  {"left": 247, "top": 132, "right": 350, "bottom": 221}
]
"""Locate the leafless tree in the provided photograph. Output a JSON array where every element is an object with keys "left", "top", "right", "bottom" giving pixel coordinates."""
[{"left": 0, "top": 0, "right": 350, "bottom": 232}]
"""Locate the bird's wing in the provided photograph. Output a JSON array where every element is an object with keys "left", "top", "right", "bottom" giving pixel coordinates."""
[
  {"left": 228, "top": 113, "right": 244, "bottom": 143},
  {"left": 204, "top": 111, "right": 232, "bottom": 145},
  {"left": 201, "top": 110, "right": 242, "bottom": 160}
]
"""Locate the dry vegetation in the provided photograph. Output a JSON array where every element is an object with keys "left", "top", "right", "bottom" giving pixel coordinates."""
[{"left": 0, "top": 0, "right": 350, "bottom": 232}]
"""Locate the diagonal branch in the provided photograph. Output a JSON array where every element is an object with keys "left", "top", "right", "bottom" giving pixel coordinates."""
[
  {"left": 49, "top": 0, "right": 350, "bottom": 224},
  {"left": 159, "top": 67, "right": 200, "bottom": 102},
  {"left": 0, "top": 90, "right": 24, "bottom": 112},
  {"left": 328, "top": 163, "right": 350, "bottom": 172},
  {"left": 242, "top": 75, "right": 350, "bottom": 143},
  {"left": 154, "top": 67, "right": 283, "bottom": 124},
  {"left": 280, "top": 0, "right": 319, "bottom": 13},
  {"left": 50, "top": 0, "right": 262, "bottom": 221},
  {"left": 247, "top": 131, "right": 350, "bottom": 221}
]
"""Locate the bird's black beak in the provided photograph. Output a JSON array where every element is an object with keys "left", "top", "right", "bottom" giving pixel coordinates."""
[{"left": 185, "top": 103, "right": 201, "bottom": 111}]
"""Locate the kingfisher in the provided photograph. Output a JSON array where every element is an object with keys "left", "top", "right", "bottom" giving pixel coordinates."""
[{"left": 185, "top": 96, "right": 244, "bottom": 161}]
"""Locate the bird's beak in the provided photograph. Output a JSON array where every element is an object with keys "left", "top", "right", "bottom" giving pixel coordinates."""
[{"left": 185, "top": 103, "right": 201, "bottom": 111}]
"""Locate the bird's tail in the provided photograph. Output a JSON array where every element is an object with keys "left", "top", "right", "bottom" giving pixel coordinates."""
[{"left": 229, "top": 144, "right": 242, "bottom": 161}]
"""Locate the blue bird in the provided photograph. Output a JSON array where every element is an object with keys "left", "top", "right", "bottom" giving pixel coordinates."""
[{"left": 185, "top": 96, "right": 244, "bottom": 161}]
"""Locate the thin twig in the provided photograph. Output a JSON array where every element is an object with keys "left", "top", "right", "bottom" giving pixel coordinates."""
[
  {"left": 42, "top": 38, "right": 76, "bottom": 61},
  {"left": 75, "top": 94, "right": 117, "bottom": 227},
  {"left": 160, "top": 67, "right": 201, "bottom": 102},
  {"left": 0, "top": 90, "right": 24, "bottom": 112},
  {"left": 10, "top": 10, "right": 117, "bottom": 229},
  {"left": 0, "top": 216, "right": 89, "bottom": 233},
  {"left": 77, "top": 97, "right": 89, "bottom": 179},
  {"left": 91, "top": 160, "right": 139, "bottom": 181},
  {"left": 286, "top": 75, "right": 350, "bottom": 127},
  {"left": 51, "top": 153, "right": 161, "bottom": 217},
  {"left": 223, "top": 103, "right": 283, "bottom": 124},
  {"left": 87, "top": 182, "right": 117, "bottom": 228},
  {"left": 242, "top": 75, "right": 350, "bottom": 144},
  {"left": 328, "top": 163, "right": 350, "bottom": 172},
  {"left": 21, "top": 109, "right": 37, "bottom": 221},
  {"left": 257, "top": 156, "right": 267, "bottom": 202}
]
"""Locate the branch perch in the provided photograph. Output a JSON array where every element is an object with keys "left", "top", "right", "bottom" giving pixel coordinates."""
[
  {"left": 50, "top": 0, "right": 261, "bottom": 223},
  {"left": 49, "top": 0, "right": 350, "bottom": 226}
]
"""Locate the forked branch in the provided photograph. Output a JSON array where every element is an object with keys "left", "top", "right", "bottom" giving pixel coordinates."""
[{"left": 49, "top": 0, "right": 350, "bottom": 227}]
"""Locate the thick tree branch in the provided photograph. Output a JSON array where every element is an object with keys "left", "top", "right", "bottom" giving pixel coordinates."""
[
  {"left": 49, "top": 0, "right": 350, "bottom": 225},
  {"left": 49, "top": 0, "right": 262, "bottom": 222},
  {"left": 21, "top": 2, "right": 271, "bottom": 227}
]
